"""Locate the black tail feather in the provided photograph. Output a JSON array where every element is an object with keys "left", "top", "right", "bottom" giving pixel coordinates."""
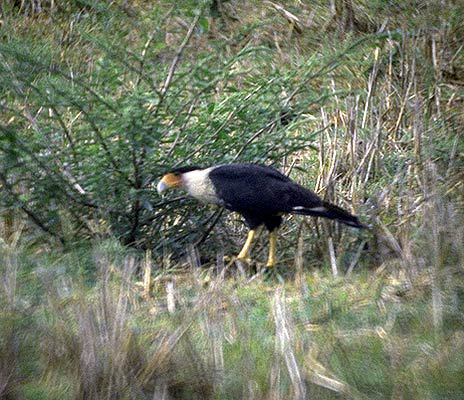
[{"left": 291, "top": 201, "right": 365, "bottom": 228}]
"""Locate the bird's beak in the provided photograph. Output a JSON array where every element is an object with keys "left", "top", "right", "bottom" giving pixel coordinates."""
[
  {"left": 157, "top": 173, "right": 182, "bottom": 195},
  {"left": 157, "top": 180, "right": 168, "bottom": 194}
]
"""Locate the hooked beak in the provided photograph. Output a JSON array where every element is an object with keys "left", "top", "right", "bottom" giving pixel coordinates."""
[
  {"left": 156, "top": 173, "right": 182, "bottom": 195},
  {"left": 157, "top": 180, "right": 168, "bottom": 194}
]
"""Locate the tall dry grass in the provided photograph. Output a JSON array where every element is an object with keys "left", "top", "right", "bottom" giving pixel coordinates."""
[{"left": 1, "top": 192, "right": 463, "bottom": 399}]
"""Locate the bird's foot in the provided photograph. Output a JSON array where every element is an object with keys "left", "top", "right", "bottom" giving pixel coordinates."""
[
  {"left": 224, "top": 255, "right": 251, "bottom": 271},
  {"left": 236, "top": 256, "right": 252, "bottom": 264},
  {"left": 224, "top": 255, "right": 251, "bottom": 263}
]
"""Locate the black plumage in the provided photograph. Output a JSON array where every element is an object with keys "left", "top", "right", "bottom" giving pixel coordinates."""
[{"left": 208, "top": 164, "right": 363, "bottom": 230}]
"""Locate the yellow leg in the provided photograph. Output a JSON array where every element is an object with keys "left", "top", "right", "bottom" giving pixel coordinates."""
[
  {"left": 237, "top": 229, "right": 256, "bottom": 261},
  {"left": 266, "top": 231, "right": 278, "bottom": 267}
]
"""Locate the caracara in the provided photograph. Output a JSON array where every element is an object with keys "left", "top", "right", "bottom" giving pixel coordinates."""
[{"left": 157, "top": 164, "right": 364, "bottom": 267}]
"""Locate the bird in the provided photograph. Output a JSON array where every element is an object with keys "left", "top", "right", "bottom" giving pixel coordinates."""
[{"left": 157, "top": 163, "right": 365, "bottom": 267}]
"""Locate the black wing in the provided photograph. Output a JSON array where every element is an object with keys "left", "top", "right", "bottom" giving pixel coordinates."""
[{"left": 209, "top": 164, "right": 322, "bottom": 214}]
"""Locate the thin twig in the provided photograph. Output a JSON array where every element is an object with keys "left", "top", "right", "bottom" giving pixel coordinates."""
[{"left": 160, "top": 10, "right": 204, "bottom": 97}]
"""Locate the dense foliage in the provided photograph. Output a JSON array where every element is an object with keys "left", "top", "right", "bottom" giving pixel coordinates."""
[
  {"left": 0, "top": 1, "right": 355, "bottom": 252},
  {"left": 2, "top": 0, "right": 461, "bottom": 263}
]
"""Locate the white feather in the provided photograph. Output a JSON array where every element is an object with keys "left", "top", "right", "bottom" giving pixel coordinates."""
[
  {"left": 182, "top": 167, "right": 219, "bottom": 204},
  {"left": 308, "top": 206, "right": 327, "bottom": 212},
  {"left": 292, "top": 206, "right": 327, "bottom": 212}
]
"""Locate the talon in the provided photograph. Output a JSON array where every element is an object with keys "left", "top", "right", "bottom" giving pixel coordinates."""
[
  {"left": 266, "top": 262, "right": 275, "bottom": 268},
  {"left": 225, "top": 256, "right": 249, "bottom": 268}
]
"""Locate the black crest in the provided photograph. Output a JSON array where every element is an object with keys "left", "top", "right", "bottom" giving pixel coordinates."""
[{"left": 164, "top": 166, "right": 203, "bottom": 175}]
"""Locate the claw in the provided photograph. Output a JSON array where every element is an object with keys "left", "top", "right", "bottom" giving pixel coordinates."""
[{"left": 225, "top": 255, "right": 251, "bottom": 269}]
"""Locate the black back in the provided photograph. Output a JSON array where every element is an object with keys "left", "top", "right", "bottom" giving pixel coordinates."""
[{"left": 209, "top": 164, "right": 322, "bottom": 229}]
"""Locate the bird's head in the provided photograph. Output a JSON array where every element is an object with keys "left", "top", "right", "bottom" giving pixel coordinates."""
[{"left": 157, "top": 166, "right": 202, "bottom": 194}]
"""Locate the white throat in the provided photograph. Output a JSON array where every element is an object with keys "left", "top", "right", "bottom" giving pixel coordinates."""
[{"left": 182, "top": 167, "right": 218, "bottom": 204}]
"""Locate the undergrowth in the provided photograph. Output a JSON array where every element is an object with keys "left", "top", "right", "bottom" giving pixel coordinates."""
[{"left": 1, "top": 192, "right": 463, "bottom": 399}]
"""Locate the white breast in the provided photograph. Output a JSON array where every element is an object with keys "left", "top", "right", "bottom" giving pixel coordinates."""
[{"left": 182, "top": 167, "right": 219, "bottom": 204}]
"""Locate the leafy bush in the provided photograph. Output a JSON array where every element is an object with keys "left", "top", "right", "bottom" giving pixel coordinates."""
[
  {"left": 1, "top": 0, "right": 462, "bottom": 267},
  {"left": 0, "top": 2, "right": 384, "bottom": 256}
]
